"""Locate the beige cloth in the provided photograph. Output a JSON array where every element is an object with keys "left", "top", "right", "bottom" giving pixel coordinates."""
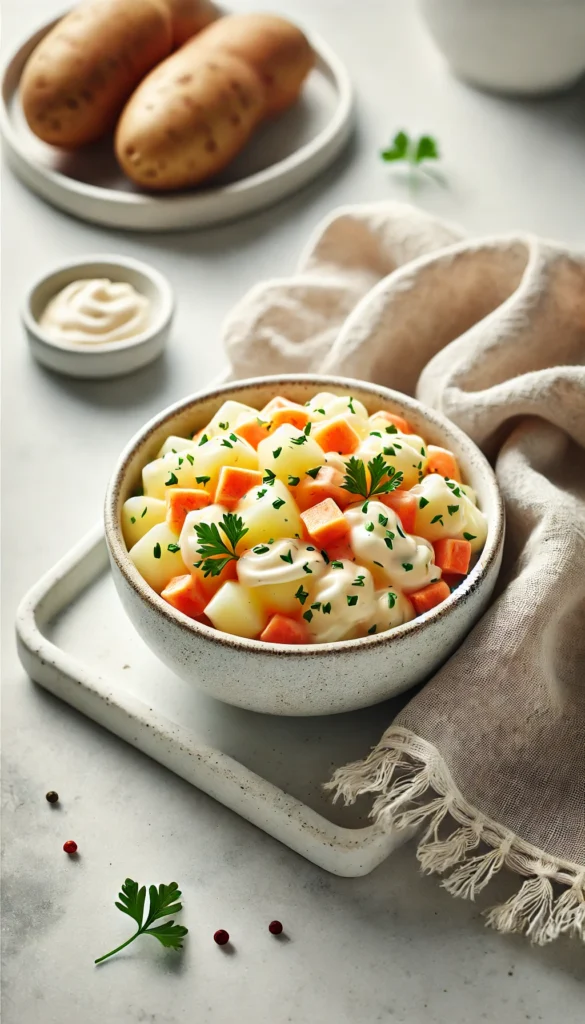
[{"left": 224, "top": 203, "right": 585, "bottom": 944}]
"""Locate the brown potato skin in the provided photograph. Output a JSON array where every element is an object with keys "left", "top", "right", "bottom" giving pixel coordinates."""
[
  {"left": 20, "top": 0, "right": 174, "bottom": 148},
  {"left": 194, "top": 13, "right": 315, "bottom": 116},
  {"left": 163, "top": 0, "right": 221, "bottom": 49},
  {"left": 115, "top": 47, "right": 265, "bottom": 190}
]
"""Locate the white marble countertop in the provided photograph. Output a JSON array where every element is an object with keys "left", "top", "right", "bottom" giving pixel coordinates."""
[{"left": 2, "top": 1, "right": 584, "bottom": 1021}]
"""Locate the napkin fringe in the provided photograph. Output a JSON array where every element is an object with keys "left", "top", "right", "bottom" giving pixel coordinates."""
[{"left": 327, "top": 727, "right": 584, "bottom": 945}]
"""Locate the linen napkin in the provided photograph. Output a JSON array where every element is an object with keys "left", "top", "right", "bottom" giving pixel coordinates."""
[{"left": 223, "top": 202, "right": 585, "bottom": 945}]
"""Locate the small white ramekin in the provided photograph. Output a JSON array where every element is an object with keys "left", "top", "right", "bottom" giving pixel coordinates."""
[{"left": 21, "top": 254, "right": 174, "bottom": 379}]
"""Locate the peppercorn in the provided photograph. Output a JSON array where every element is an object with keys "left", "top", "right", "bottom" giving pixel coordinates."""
[
  {"left": 46, "top": 791, "right": 59, "bottom": 804},
  {"left": 213, "top": 929, "right": 229, "bottom": 946},
  {"left": 268, "top": 920, "right": 283, "bottom": 935}
]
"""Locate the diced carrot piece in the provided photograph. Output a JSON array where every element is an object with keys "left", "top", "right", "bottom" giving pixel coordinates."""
[
  {"left": 267, "top": 405, "right": 311, "bottom": 433},
  {"left": 373, "top": 410, "right": 413, "bottom": 434},
  {"left": 433, "top": 538, "right": 471, "bottom": 576},
  {"left": 378, "top": 491, "right": 417, "bottom": 535},
  {"left": 294, "top": 465, "right": 352, "bottom": 512},
  {"left": 324, "top": 539, "right": 355, "bottom": 563},
  {"left": 166, "top": 488, "right": 211, "bottom": 533},
  {"left": 235, "top": 416, "right": 271, "bottom": 449},
  {"left": 426, "top": 445, "right": 461, "bottom": 482},
  {"left": 409, "top": 580, "right": 451, "bottom": 616},
  {"left": 260, "top": 613, "right": 309, "bottom": 645},
  {"left": 191, "top": 558, "right": 238, "bottom": 598},
  {"left": 215, "top": 466, "right": 263, "bottom": 509},
  {"left": 301, "top": 498, "right": 349, "bottom": 548},
  {"left": 312, "top": 416, "right": 361, "bottom": 456},
  {"left": 161, "top": 574, "right": 207, "bottom": 619}
]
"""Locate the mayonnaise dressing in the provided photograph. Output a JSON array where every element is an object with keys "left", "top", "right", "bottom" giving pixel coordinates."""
[
  {"left": 39, "top": 278, "right": 150, "bottom": 345},
  {"left": 237, "top": 538, "right": 326, "bottom": 587},
  {"left": 345, "top": 500, "right": 439, "bottom": 593},
  {"left": 304, "top": 561, "right": 377, "bottom": 643}
]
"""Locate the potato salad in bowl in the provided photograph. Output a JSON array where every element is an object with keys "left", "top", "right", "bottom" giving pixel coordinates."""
[{"left": 121, "top": 390, "right": 488, "bottom": 646}]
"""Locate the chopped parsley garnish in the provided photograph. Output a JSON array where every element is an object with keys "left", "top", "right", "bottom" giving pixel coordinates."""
[
  {"left": 387, "top": 592, "right": 397, "bottom": 608},
  {"left": 342, "top": 454, "right": 403, "bottom": 499},
  {"left": 396, "top": 522, "right": 405, "bottom": 539},
  {"left": 348, "top": 397, "right": 356, "bottom": 414},
  {"left": 367, "top": 625, "right": 377, "bottom": 635},
  {"left": 153, "top": 543, "right": 161, "bottom": 559},
  {"left": 165, "top": 473, "right": 179, "bottom": 486},
  {"left": 288, "top": 475, "right": 300, "bottom": 487},
  {"left": 419, "top": 497, "right": 429, "bottom": 509},
  {"left": 290, "top": 435, "right": 308, "bottom": 446},
  {"left": 305, "top": 466, "right": 321, "bottom": 480},
  {"left": 331, "top": 561, "right": 344, "bottom": 569},
  {"left": 383, "top": 447, "right": 395, "bottom": 457},
  {"left": 272, "top": 447, "right": 282, "bottom": 459},
  {"left": 167, "top": 543, "right": 180, "bottom": 553},
  {"left": 384, "top": 532, "right": 395, "bottom": 549},
  {"left": 311, "top": 602, "right": 321, "bottom": 611},
  {"left": 378, "top": 513, "right": 388, "bottom": 527},
  {"left": 177, "top": 457, "right": 184, "bottom": 467},
  {"left": 194, "top": 513, "right": 248, "bottom": 577},
  {"left": 198, "top": 434, "right": 208, "bottom": 446},
  {"left": 346, "top": 594, "right": 358, "bottom": 606},
  {"left": 218, "top": 421, "right": 228, "bottom": 430},
  {"left": 373, "top": 560, "right": 384, "bottom": 568},
  {"left": 253, "top": 545, "right": 270, "bottom": 554},
  {"left": 196, "top": 475, "right": 210, "bottom": 486},
  {"left": 221, "top": 439, "right": 233, "bottom": 449},
  {"left": 353, "top": 576, "right": 365, "bottom": 587},
  {"left": 365, "top": 522, "right": 374, "bottom": 532},
  {"left": 430, "top": 514, "right": 443, "bottom": 525},
  {"left": 447, "top": 505, "right": 460, "bottom": 516},
  {"left": 295, "top": 585, "right": 309, "bottom": 605},
  {"left": 302, "top": 563, "right": 313, "bottom": 574},
  {"left": 263, "top": 469, "right": 276, "bottom": 486},
  {"left": 402, "top": 563, "right": 414, "bottom": 572},
  {"left": 316, "top": 408, "right": 326, "bottom": 415},
  {"left": 362, "top": 501, "right": 369, "bottom": 513},
  {"left": 306, "top": 546, "right": 315, "bottom": 551},
  {"left": 321, "top": 550, "right": 330, "bottom": 564},
  {"left": 303, "top": 610, "right": 313, "bottom": 623},
  {"left": 141, "top": 507, "right": 148, "bottom": 518},
  {"left": 130, "top": 516, "right": 136, "bottom": 524},
  {"left": 186, "top": 453, "right": 194, "bottom": 465},
  {"left": 463, "top": 532, "right": 476, "bottom": 541},
  {"left": 272, "top": 498, "right": 286, "bottom": 510},
  {"left": 280, "top": 550, "right": 293, "bottom": 564},
  {"left": 322, "top": 602, "right": 332, "bottom": 614},
  {"left": 370, "top": 431, "right": 382, "bottom": 438},
  {"left": 303, "top": 423, "right": 312, "bottom": 436},
  {"left": 420, "top": 447, "right": 426, "bottom": 456},
  {"left": 385, "top": 424, "right": 398, "bottom": 434}
]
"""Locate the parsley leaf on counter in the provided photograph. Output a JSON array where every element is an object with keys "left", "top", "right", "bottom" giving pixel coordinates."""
[
  {"left": 381, "top": 130, "right": 440, "bottom": 169},
  {"left": 95, "top": 879, "right": 187, "bottom": 965}
]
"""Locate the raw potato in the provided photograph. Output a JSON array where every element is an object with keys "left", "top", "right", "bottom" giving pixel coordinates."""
[
  {"left": 20, "top": 0, "right": 174, "bottom": 148},
  {"left": 164, "top": 0, "right": 220, "bottom": 48},
  {"left": 115, "top": 12, "right": 314, "bottom": 190},
  {"left": 128, "top": 522, "right": 186, "bottom": 593},
  {"left": 192, "top": 12, "right": 315, "bottom": 115},
  {"left": 121, "top": 495, "right": 166, "bottom": 548}
]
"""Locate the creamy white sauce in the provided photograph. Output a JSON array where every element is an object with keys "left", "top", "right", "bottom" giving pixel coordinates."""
[
  {"left": 345, "top": 500, "right": 439, "bottom": 593},
  {"left": 237, "top": 538, "right": 326, "bottom": 587},
  {"left": 40, "top": 278, "right": 150, "bottom": 345},
  {"left": 304, "top": 560, "right": 377, "bottom": 643}
]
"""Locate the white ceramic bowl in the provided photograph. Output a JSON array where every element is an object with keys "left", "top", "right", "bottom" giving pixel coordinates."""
[
  {"left": 417, "top": 0, "right": 585, "bottom": 95},
  {"left": 105, "top": 375, "right": 505, "bottom": 716},
  {"left": 22, "top": 254, "right": 174, "bottom": 379}
]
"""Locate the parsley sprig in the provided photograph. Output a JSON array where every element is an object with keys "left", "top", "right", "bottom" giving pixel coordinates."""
[
  {"left": 95, "top": 879, "right": 187, "bottom": 964},
  {"left": 342, "top": 454, "right": 403, "bottom": 500},
  {"left": 194, "top": 513, "right": 248, "bottom": 577},
  {"left": 381, "top": 130, "right": 440, "bottom": 171}
]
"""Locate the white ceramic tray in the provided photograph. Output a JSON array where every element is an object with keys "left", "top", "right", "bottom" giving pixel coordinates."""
[
  {"left": 16, "top": 524, "right": 409, "bottom": 875},
  {"left": 1, "top": 14, "right": 354, "bottom": 232}
]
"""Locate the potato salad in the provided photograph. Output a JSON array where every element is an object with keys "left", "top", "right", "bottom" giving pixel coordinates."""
[{"left": 122, "top": 393, "right": 487, "bottom": 645}]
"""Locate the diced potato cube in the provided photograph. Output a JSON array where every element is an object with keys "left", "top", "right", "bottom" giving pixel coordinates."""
[
  {"left": 191, "top": 435, "right": 258, "bottom": 496},
  {"left": 357, "top": 432, "right": 428, "bottom": 490},
  {"left": 203, "top": 400, "right": 259, "bottom": 438},
  {"left": 257, "top": 424, "right": 325, "bottom": 485},
  {"left": 143, "top": 451, "right": 200, "bottom": 499},
  {"left": 204, "top": 581, "right": 268, "bottom": 638},
  {"left": 128, "top": 522, "right": 186, "bottom": 594},
  {"left": 238, "top": 479, "right": 303, "bottom": 549},
  {"left": 253, "top": 580, "right": 304, "bottom": 616},
  {"left": 122, "top": 496, "right": 166, "bottom": 548},
  {"left": 157, "top": 435, "right": 200, "bottom": 458}
]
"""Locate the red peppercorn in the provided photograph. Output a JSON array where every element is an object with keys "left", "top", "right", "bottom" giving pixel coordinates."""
[
  {"left": 268, "top": 920, "right": 283, "bottom": 935},
  {"left": 63, "top": 840, "right": 78, "bottom": 855},
  {"left": 213, "top": 929, "right": 229, "bottom": 946}
]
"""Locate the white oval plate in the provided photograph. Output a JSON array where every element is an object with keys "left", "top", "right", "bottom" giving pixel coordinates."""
[{"left": 1, "top": 14, "right": 354, "bottom": 232}]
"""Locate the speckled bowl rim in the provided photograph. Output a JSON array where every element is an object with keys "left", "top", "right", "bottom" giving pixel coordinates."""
[
  {"left": 21, "top": 253, "right": 175, "bottom": 355},
  {"left": 105, "top": 375, "right": 505, "bottom": 656}
]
